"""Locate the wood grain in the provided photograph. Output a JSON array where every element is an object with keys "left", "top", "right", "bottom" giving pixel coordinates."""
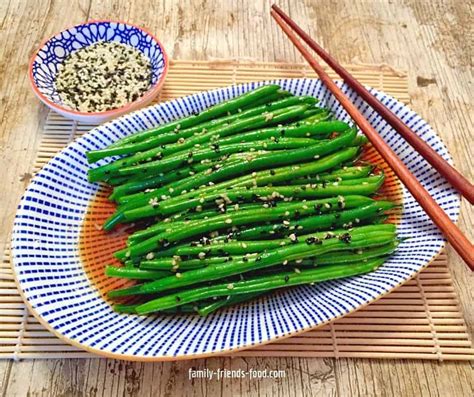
[{"left": 0, "top": 0, "right": 472, "bottom": 396}]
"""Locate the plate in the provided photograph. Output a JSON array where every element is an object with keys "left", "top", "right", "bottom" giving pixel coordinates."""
[{"left": 11, "top": 79, "right": 460, "bottom": 360}]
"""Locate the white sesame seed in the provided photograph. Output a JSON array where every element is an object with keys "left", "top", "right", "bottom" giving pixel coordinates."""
[{"left": 263, "top": 112, "right": 274, "bottom": 122}]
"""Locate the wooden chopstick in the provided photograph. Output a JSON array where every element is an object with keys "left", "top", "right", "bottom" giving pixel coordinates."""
[
  {"left": 272, "top": 5, "right": 474, "bottom": 205},
  {"left": 270, "top": 7, "right": 474, "bottom": 270}
]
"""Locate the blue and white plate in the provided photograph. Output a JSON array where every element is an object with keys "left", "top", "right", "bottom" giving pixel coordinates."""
[{"left": 11, "top": 79, "right": 459, "bottom": 361}]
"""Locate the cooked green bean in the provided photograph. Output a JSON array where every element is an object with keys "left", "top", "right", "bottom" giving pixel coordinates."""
[
  {"left": 109, "top": 226, "right": 395, "bottom": 297},
  {"left": 298, "top": 240, "right": 400, "bottom": 266},
  {"left": 197, "top": 292, "right": 265, "bottom": 316},
  {"left": 114, "top": 130, "right": 358, "bottom": 211},
  {"left": 104, "top": 266, "right": 169, "bottom": 280},
  {"left": 134, "top": 258, "right": 384, "bottom": 313},
  {"left": 127, "top": 196, "right": 380, "bottom": 252},
  {"left": 88, "top": 84, "right": 281, "bottom": 161}
]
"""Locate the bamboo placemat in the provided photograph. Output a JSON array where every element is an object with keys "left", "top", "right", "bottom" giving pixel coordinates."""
[{"left": 1, "top": 60, "right": 472, "bottom": 361}]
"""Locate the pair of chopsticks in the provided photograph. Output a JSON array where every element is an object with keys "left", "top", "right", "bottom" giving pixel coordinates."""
[{"left": 271, "top": 5, "right": 474, "bottom": 270}]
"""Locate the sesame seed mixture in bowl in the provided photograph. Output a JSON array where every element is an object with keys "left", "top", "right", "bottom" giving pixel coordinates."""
[
  {"left": 29, "top": 20, "right": 168, "bottom": 122},
  {"left": 55, "top": 41, "right": 152, "bottom": 113}
]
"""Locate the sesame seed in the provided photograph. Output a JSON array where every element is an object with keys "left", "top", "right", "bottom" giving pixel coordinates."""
[
  {"left": 55, "top": 41, "right": 152, "bottom": 112},
  {"left": 148, "top": 197, "right": 159, "bottom": 207},
  {"left": 145, "top": 252, "right": 154, "bottom": 260},
  {"left": 263, "top": 112, "right": 274, "bottom": 122},
  {"left": 227, "top": 283, "right": 234, "bottom": 290}
]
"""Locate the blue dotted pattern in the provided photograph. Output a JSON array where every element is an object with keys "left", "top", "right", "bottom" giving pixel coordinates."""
[
  {"left": 31, "top": 21, "right": 166, "bottom": 105},
  {"left": 11, "top": 78, "right": 460, "bottom": 359}
]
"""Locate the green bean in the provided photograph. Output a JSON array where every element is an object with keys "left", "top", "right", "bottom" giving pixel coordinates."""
[
  {"left": 109, "top": 161, "right": 218, "bottom": 201},
  {"left": 149, "top": 201, "right": 395, "bottom": 257},
  {"left": 115, "top": 147, "right": 359, "bottom": 220},
  {"left": 132, "top": 195, "right": 378, "bottom": 253},
  {"left": 94, "top": 96, "right": 318, "bottom": 163},
  {"left": 113, "top": 151, "right": 260, "bottom": 202},
  {"left": 115, "top": 129, "right": 358, "bottom": 211},
  {"left": 105, "top": 266, "right": 169, "bottom": 280},
  {"left": 119, "top": 146, "right": 357, "bottom": 213},
  {"left": 107, "top": 175, "right": 383, "bottom": 233},
  {"left": 197, "top": 292, "right": 264, "bottom": 316},
  {"left": 208, "top": 121, "right": 349, "bottom": 146},
  {"left": 352, "top": 135, "right": 369, "bottom": 146},
  {"left": 134, "top": 258, "right": 385, "bottom": 313},
  {"left": 298, "top": 240, "right": 400, "bottom": 266},
  {"left": 90, "top": 98, "right": 316, "bottom": 184},
  {"left": 238, "top": 90, "right": 292, "bottom": 108},
  {"left": 108, "top": 226, "right": 395, "bottom": 297},
  {"left": 290, "top": 165, "right": 373, "bottom": 185},
  {"left": 88, "top": 84, "right": 281, "bottom": 160},
  {"left": 126, "top": 194, "right": 372, "bottom": 244},
  {"left": 118, "top": 197, "right": 376, "bottom": 257},
  {"left": 139, "top": 257, "right": 228, "bottom": 271},
  {"left": 114, "top": 303, "right": 198, "bottom": 314},
  {"left": 113, "top": 120, "right": 306, "bottom": 179},
  {"left": 113, "top": 179, "right": 377, "bottom": 234},
  {"left": 88, "top": 105, "right": 308, "bottom": 182},
  {"left": 235, "top": 199, "right": 394, "bottom": 240},
  {"left": 300, "top": 112, "right": 335, "bottom": 124}
]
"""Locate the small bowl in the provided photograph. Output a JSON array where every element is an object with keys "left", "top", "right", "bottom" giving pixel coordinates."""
[{"left": 29, "top": 20, "right": 168, "bottom": 123}]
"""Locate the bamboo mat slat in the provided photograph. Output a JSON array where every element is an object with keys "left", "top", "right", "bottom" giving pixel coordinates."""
[{"left": 1, "top": 60, "right": 472, "bottom": 361}]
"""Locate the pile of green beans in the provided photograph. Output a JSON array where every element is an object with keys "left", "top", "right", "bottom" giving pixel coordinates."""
[{"left": 87, "top": 85, "right": 400, "bottom": 316}]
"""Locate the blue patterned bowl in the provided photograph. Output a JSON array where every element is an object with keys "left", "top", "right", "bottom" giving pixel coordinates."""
[
  {"left": 11, "top": 79, "right": 460, "bottom": 360},
  {"left": 29, "top": 20, "right": 168, "bottom": 123}
]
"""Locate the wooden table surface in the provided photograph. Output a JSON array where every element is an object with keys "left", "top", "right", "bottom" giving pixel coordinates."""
[{"left": 0, "top": 0, "right": 473, "bottom": 396}]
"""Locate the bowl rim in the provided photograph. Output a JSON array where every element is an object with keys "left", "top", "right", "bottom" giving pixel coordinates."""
[{"left": 28, "top": 19, "right": 169, "bottom": 117}]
